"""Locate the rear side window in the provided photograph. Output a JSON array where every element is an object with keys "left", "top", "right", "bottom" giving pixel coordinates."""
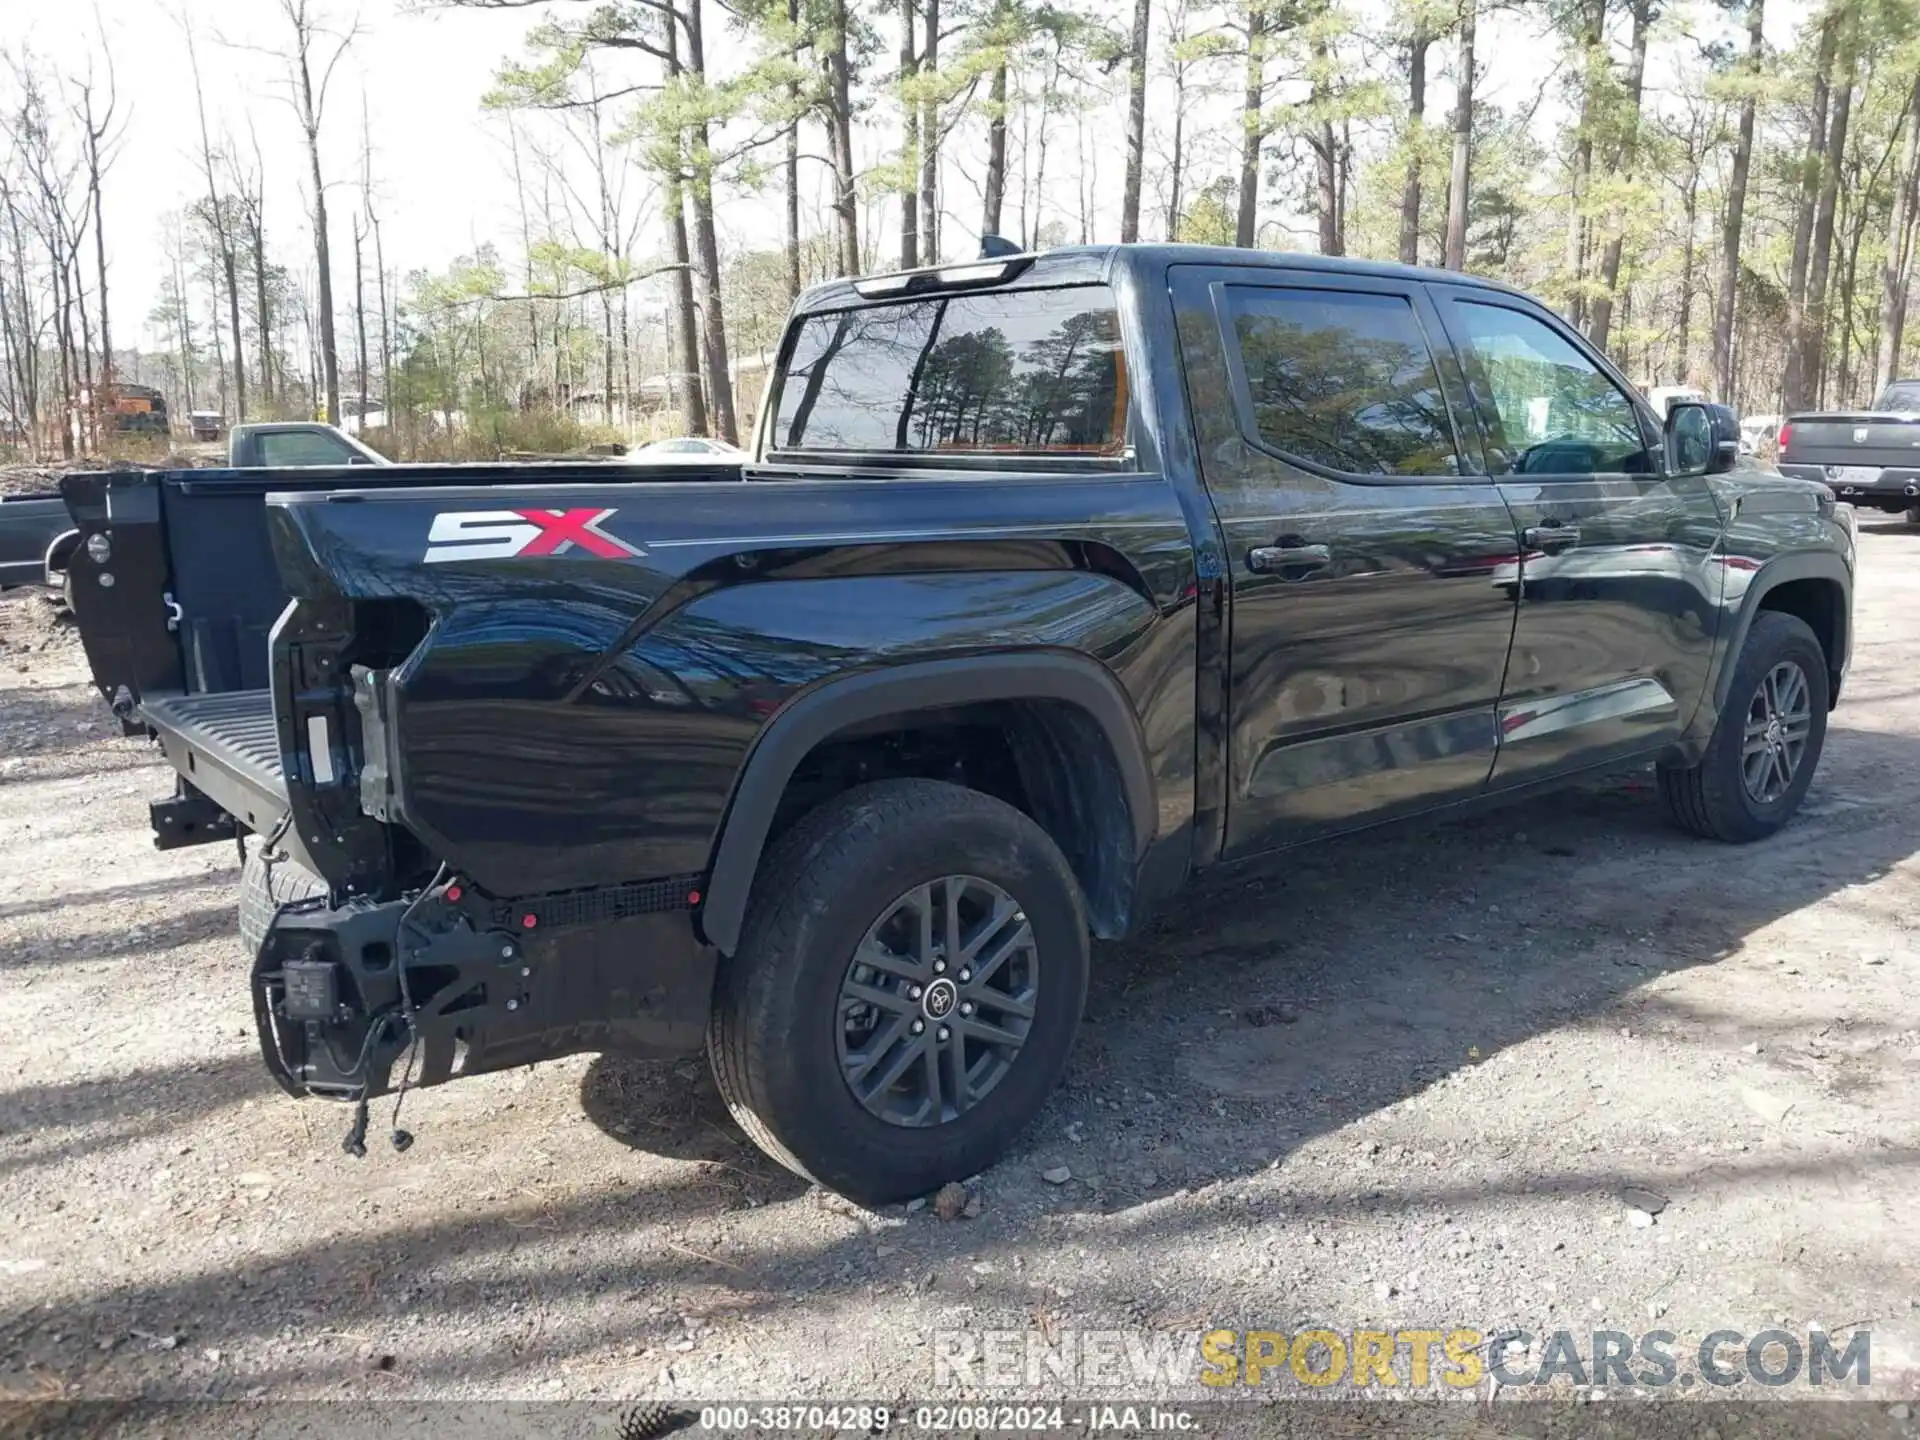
[
  {"left": 1226, "top": 287, "right": 1458, "bottom": 477},
  {"left": 255, "top": 431, "right": 355, "bottom": 467},
  {"left": 772, "top": 286, "right": 1127, "bottom": 457}
]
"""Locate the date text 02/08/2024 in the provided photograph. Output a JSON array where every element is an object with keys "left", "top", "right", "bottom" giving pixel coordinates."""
[{"left": 693, "top": 1404, "right": 1198, "bottom": 1432}]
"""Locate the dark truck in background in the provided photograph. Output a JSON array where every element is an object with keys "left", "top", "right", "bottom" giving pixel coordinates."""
[
  {"left": 63, "top": 244, "right": 1855, "bottom": 1203},
  {"left": 1778, "top": 377, "right": 1920, "bottom": 519},
  {"left": 4, "top": 423, "right": 388, "bottom": 604}
]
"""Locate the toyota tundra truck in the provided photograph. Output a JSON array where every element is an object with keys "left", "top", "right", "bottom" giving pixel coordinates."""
[{"left": 61, "top": 243, "right": 1855, "bottom": 1203}]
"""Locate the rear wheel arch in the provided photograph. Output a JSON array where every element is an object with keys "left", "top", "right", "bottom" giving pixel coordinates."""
[
  {"left": 43, "top": 526, "right": 78, "bottom": 581},
  {"left": 700, "top": 654, "right": 1156, "bottom": 955}
]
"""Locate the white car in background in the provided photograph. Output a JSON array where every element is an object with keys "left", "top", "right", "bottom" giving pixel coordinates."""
[{"left": 631, "top": 436, "right": 749, "bottom": 463}]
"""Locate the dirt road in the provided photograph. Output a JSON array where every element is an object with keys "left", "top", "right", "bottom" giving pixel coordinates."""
[{"left": 2, "top": 530, "right": 1918, "bottom": 1425}]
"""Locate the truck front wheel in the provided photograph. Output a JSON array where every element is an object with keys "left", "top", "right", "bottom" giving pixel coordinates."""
[
  {"left": 709, "top": 779, "right": 1089, "bottom": 1204},
  {"left": 1658, "top": 610, "right": 1829, "bottom": 842}
]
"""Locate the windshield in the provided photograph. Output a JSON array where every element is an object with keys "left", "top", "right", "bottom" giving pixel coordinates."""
[
  {"left": 1876, "top": 382, "right": 1920, "bottom": 412},
  {"left": 770, "top": 285, "right": 1128, "bottom": 458}
]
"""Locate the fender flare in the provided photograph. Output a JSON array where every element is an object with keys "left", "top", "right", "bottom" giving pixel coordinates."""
[
  {"left": 1710, "top": 549, "right": 1852, "bottom": 715},
  {"left": 42, "top": 526, "right": 78, "bottom": 583},
  {"left": 700, "top": 652, "right": 1156, "bottom": 955}
]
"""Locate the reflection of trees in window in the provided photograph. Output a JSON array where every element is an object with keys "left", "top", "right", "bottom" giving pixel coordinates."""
[
  {"left": 770, "top": 287, "right": 1125, "bottom": 455},
  {"left": 913, "top": 329, "right": 1016, "bottom": 447},
  {"left": 1456, "top": 306, "right": 1646, "bottom": 472},
  {"left": 912, "top": 310, "right": 1121, "bottom": 451},
  {"left": 1233, "top": 301, "right": 1455, "bottom": 476}
]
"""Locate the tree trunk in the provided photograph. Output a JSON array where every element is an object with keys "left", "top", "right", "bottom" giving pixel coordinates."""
[
  {"left": 825, "top": 0, "right": 860, "bottom": 274},
  {"left": 1875, "top": 73, "right": 1920, "bottom": 394},
  {"left": 1562, "top": 0, "right": 1607, "bottom": 328},
  {"left": 1784, "top": 15, "right": 1838, "bottom": 413},
  {"left": 1167, "top": 46, "right": 1188, "bottom": 241},
  {"left": 900, "top": 0, "right": 919, "bottom": 268},
  {"left": 1311, "top": 37, "right": 1342, "bottom": 257},
  {"left": 1121, "top": 0, "right": 1152, "bottom": 242},
  {"left": 81, "top": 88, "right": 112, "bottom": 412},
  {"left": 1235, "top": 2, "right": 1266, "bottom": 248},
  {"left": 1586, "top": 0, "right": 1650, "bottom": 354},
  {"left": 1443, "top": 0, "right": 1474, "bottom": 270},
  {"left": 665, "top": 169, "right": 708, "bottom": 435},
  {"left": 354, "top": 217, "right": 369, "bottom": 428},
  {"left": 786, "top": 0, "right": 804, "bottom": 301},
  {"left": 683, "top": 0, "right": 739, "bottom": 442},
  {"left": 250, "top": 207, "right": 274, "bottom": 407},
  {"left": 1675, "top": 160, "right": 1699, "bottom": 385},
  {"left": 1713, "top": 0, "right": 1763, "bottom": 401},
  {"left": 920, "top": 0, "right": 941, "bottom": 262},
  {"left": 374, "top": 214, "right": 391, "bottom": 425},
  {"left": 1400, "top": 29, "right": 1429, "bottom": 266},
  {"left": 984, "top": 57, "right": 1009, "bottom": 238},
  {"left": 1804, "top": 12, "right": 1857, "bottom": 409},
  {"left": 187, "top": 25, "right": 246, "bottom": 424}
]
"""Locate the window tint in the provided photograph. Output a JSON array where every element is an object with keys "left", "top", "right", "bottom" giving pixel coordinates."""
[
  {"left": 1876, "top": 381, "right": 1920, "bottom": 411},
  {"left": 1228, "top": 288, "right": 1457, "bottom": 476},
  {"left": 256, "top": 430, "right": 355, "bottom": 466},
  {"left": 773, "top": 286, "right": 1126, "bottom": 456},
  {"left": 1452, "top": 302, "right": 1652, "bottom": 475}
]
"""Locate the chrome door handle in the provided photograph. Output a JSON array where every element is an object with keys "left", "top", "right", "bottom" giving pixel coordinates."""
[
  {"left": 1522, "top": 524, "right": 1581, "bottom": 554},
  {"left": 1247, "top": 543, "right": 1332, "bottom": 575}
]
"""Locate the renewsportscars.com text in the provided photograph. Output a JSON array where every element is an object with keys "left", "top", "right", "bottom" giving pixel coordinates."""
[{"left": 932, "top": 1326, "right": 1871, "bottom": 1391}]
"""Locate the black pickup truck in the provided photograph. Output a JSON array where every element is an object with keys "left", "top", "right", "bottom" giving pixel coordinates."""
[
  {"left": 63, "top": 244, "right": 1855, "bottom": 1203},
  {"left": 1778, "top": 378, "right": 1920, "bottom": 518}
]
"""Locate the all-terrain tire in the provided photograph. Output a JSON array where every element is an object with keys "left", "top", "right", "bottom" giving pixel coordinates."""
[
  {"left": 238, "top": 836, "right": 329, "bottom": 958},
  {"left": 1658, "top": 610, "right": 1829, "bottom": 843},
  {"left": 708, "top": 779, "right": 1090, "bottom": 1204}
]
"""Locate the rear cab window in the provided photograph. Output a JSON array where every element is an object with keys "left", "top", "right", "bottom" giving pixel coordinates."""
[
  {"left": 254, "top": 431, "right": 358, "bottom": 467},
  {"left": 769, "top": 286, "right": 1129, "bottom": 461},
  {"left": 1876, "top": 381, "right": 1920, "bottom": 411}
]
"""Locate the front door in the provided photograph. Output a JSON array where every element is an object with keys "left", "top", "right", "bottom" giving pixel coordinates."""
[
  {"left": 1427, "top": 288, "right": 1724, "bottom": 786},
  {"left": 1172, "top": 268, "right": 1522, "bottom": 859}
]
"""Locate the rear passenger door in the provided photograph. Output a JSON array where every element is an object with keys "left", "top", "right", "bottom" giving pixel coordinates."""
[
  {"left": 1171, "top": 267, "right": 1522, "bottom": 859},
  {"left": 1426, "top": 288, "right": 1723, "bottom": 787}
]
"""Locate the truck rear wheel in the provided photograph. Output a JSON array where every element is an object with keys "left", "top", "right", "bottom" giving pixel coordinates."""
[
  {"left": 1658, "top": 611, "right": 1829, "bottom": 842},
  {"left": 708, "top": 779, "right": 1089, "bottom": 1204}
]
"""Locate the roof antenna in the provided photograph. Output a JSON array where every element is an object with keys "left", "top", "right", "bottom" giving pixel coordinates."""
[{"left": 979, "top": 234, "right": 1021, "bottom": 259}]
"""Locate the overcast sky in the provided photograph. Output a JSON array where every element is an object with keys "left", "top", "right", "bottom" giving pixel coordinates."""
[{"left": 8, "top": 0, "right": 1808, "bottom": 355}]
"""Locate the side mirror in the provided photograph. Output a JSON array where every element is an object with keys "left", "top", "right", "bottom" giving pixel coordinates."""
[
  {"left": 1665, "top": 402, "right": 1711, "bottom": 477},
  {"left": 347, "top": 453, "right": 376, "bottom": 466}
]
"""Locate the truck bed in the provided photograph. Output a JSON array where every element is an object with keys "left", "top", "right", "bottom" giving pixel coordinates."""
[{"left": 143, "top": 690, "right": 289, "bottom": 835}]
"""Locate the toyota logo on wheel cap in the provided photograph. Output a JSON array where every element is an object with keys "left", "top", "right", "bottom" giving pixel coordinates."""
[{"left": 922, "top": 978, "right": 958, "bottom": 1019}]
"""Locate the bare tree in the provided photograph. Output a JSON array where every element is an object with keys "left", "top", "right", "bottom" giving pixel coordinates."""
[
  {"left": 185, "top": 18, "right": 246, "bottom": 421},
  {"left": 272, "top": 0, "right": 358, "bottom": 424},
  {"left": 71, "top": 34, "right": 119, "bottom": 427}
]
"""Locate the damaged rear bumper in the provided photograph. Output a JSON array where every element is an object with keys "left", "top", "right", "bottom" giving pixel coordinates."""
[{"left": 242, "top": 842, "right": 716, "bottom": 1104}]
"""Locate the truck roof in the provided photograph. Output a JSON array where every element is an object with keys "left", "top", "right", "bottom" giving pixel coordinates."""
[{"left": 792, "top": 243, "right": 1528, "bottom": 318}]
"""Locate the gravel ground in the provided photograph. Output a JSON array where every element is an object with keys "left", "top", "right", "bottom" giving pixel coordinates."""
[{"left": 2, "top": 531, "right": 1919, "bottom": 1431}]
